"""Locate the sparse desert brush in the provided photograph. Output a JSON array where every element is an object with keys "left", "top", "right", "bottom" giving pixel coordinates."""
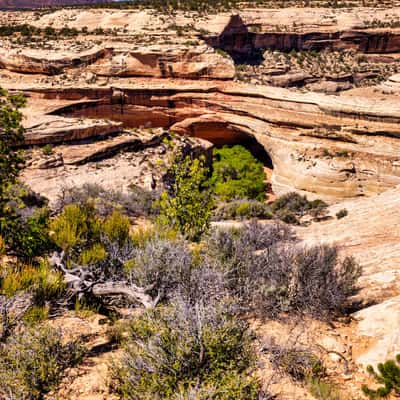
[
  {"left": 110, "top": 298, "right": 261, "bottom": 400},
  {"left": 0, "top": 325, "right": 85, "bottom": 400}
]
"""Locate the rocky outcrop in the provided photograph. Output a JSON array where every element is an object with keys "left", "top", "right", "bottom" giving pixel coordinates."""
[
  {"left": 0, "top": 45, "right": 235, "bottom": 79},
  {"left": 24, "top": 115, "right": 122, "bottom": 145},
  {"left": 205, "top": 13, "right": 400, "bottom": 62},
  {"left": 0, "top": 46, "right": 105, "bottom": 75},
  {"left": 0, "top": 0, "right": 109, "bottom": 9},
  {"left": 13, "top": 78, "right": 400, "bottom": 201}
]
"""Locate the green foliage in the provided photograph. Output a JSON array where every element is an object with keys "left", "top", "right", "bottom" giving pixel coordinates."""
[
  {"left": 0, "top": 88, "right": 50, "bottom": 259},
  {"left": 362, "top": 355, "right": 400, "bottom": 399},
  {"left": 5, "top": 206, "right": 51, "bottom": 260},
  {"left": 212, "top": 199, "right": 272, "bottom": 220},
  {"left": 50, "top": 204, "right": 100, "bottom": 255},
  {"left": 23, "top": 305, "right": 49, "bottom": 325},
  {"left": 0, "top": 260, "right": 65, "bottom": 305},
  {"left": 158, "top": 152, "right": 213, "bottom": 241},
  {"left": 41, "top": 144, "right": 53, "bottom": 156},
  {"left": 0, "top": 325, "right": 85, "bottom": 400},
  {"left": 110, "top": 300, "right": 261, "bottom": 400},
  {"left": 50, "top": 203, "right": 131, "bottom": 268},
  {"left": 308, "top": 377, "right": 343, "bottom": 400},
  {"left": 336, "top": 209, "right": 348, "bottom": 219},
  {"left": 210, "top": 145, "right": 266, "bottom": 201},
  {"left": 271, "top": 192, "right": 328, "bottom": 224},
  {"left": 103, "top": 209, "right": 130, "bottom": 246}
]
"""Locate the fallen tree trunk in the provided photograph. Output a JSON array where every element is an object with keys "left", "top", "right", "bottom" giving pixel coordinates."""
[{"left": 50, "top": 251, "right": 160, "bottom": 309}]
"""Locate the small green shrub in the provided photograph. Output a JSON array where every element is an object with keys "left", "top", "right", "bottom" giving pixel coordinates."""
[
  {"left": 308, "top": 377, "right": 343, "bottom": 400},
  {"left": 212, "top": 199, "right": 272, "bottom": 221},
  {"left": 336, "top": 209, "right": 348, "bottom": 219},
  {"left": 1, "top": 261, "right": 65, "bottom": 304},
  {"left": 270, "top": 346, "right": 324, "bottom": 381},
  {"left": 210, "top": 145, "right": 266, "bottom": 201},
  {"left": 271, "top": 192, "right": 328, "bottom": 223},
  {"left": 22, "top": 305, "right": 49, "bottom": 325},
  {"left": 362, "top": 355, "right": 400, "bottom": 399},
  {"left": 103, "top": 210, "right": 131, "bottom": 246},
  {"left": 0, "top": 325, "right": 85, "bottom": 400},
  {"left": 41, "top": 144, "right": 53, "bottom": 156},
  {"left": 50, "top": 203, "right": 100, "bottom": 254}
]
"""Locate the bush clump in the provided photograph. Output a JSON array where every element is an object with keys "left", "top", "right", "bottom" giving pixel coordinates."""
[
  {"left": 336, "top": 209, "right": 348, "bottom": 219},
  {"left": 212, "top": 199, "right": 272, "bottom": 221},
  {"left": 206, "top": 222, "right": 361, "bottom": 319},
  {"left": 362, "top": 355, "right": 400, "bottom": 399},
  {"left": 110, "top": 298, "right": 261, "bottom": 400},
  {"left": 271, "top": 192, "right": 328, "bottom": 224},
  {"left": 210, "top": 145, "right": 266, "bottom": 201},
  {"left": 0, "top": 325, "right": 85, "bottom": 400},
  {"left": 56, "top": 183, "right": 157, "bottom": 218}
]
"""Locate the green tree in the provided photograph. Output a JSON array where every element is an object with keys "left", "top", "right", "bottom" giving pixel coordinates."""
[
  {"left": 209, "top": 145, "right": 266, "bottom": 201},
  {"left": 158, "top": 151, "right": 213, "bottom": 241},
  {"left": 362, "top": 355, "right": 400, "bottom": 399},
  {"left": 0, "top": 88, "right": 26, "bottom": 247},
  {"left": 0, "top": 87, "right": 50, "bottom": 259}
]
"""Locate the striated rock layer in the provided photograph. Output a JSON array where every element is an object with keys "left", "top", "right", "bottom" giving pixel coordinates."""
[
  {"left": 0, "top": 0, "right": 109, "bottom": 9},
  {"left": 8, "top": 78, "right": 400, "bottom": 202}
]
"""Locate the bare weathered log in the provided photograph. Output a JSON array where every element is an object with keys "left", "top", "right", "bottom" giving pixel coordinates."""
[
  {"left": 91, "top": 282, "right": 159, "bottom": 309},
  {"left": 49, "top": 251, "right": 160, "bottom": 309}
]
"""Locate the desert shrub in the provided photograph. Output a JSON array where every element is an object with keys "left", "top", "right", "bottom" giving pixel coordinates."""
[
  {"left": 307, "top": 377, "right": 343, "bottom": 400},
  {"left": 362, "top": 355, "right": 400, "bottom": 399},
  {"left": 0, "top": 235, "right": 5, "bottom": 255},
  {"left": 0, "top": 260, "right": 65, "bottom": 305},
  {"left": 270, "top": 345, "right": 324, "bottom": 381},
  {"left": 128, "top": 236, "right": 225, "bottom": 305},
  {"left": 51, "top": 203, "right": 131, "bottom": 262},
  {"left": 4, "top": 206, "right": 51, "bottom": 260},
  {"left": 271, "top": 192, "right": 328, "bottom": 224},
  {"left": 288, "top": 245, "right": 361, "bottom": 317},
  {"left": 205, "top": 222, "right": 360, "bottom": 319},
  {"left": 336, "top": 209, "right": 348, "bottom": 219},
  {"left": 22, "top": 305, "right": 49, "bottom": 325},
  {"left": 0, "top": 325, "right": 85, "bottom": 400},
  {"left": 50, "top": 203, "right": 100, "bottom": 255},
  {"left": 212, "top": 199, "right": 272, "bottom": 220},
  {"left": 158, "top": 152, "right": 213, "bottom": 241},
  {"left": 41, "top": 144, "right": 53, "bottom": 155},
  {"left": 110, "top": 298, "right": 261, "bottom": 400},
  {"left": 56, "top": 183, "right": 156, "bottom": 217},
  {"left": 103, "top": 209, "right": 131, "bottom": 246},
  {"left": 209, "top": 145, "right": 266, "bottom": 201}
]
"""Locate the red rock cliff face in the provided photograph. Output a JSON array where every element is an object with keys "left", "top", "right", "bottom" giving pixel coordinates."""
[
  {"left": 0, "top": 0, "right": 109, "bottom": 9},
  {"left": 205, "top": 15, "right": 400, "bottom": 62}
]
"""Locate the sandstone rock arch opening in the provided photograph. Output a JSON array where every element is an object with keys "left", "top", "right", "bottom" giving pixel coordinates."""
[{"left": 51, "top": 99, "right": 275, "bottom": 198}]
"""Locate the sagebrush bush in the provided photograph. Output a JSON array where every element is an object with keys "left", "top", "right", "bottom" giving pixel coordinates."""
[
  {"left": 270, "top": 345, "right": 324, "bottom": 381},
  {"left": 56, "top": 183, "right": 156, "bottom": 217},
  {"left": 205, "top": 222, "right": 360, "bottom": 319},
  {"left": 0, "top": 325, "right": 85, "bottom": 400},
  {"left": 271, "top": 192, "right": 328, "bottom": 224},
  {"left": 110, "top": 298, "right": 261, "bottom": 400},
  {"left": 212, "top": 199, "right": 272, "bottom": 221}
]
